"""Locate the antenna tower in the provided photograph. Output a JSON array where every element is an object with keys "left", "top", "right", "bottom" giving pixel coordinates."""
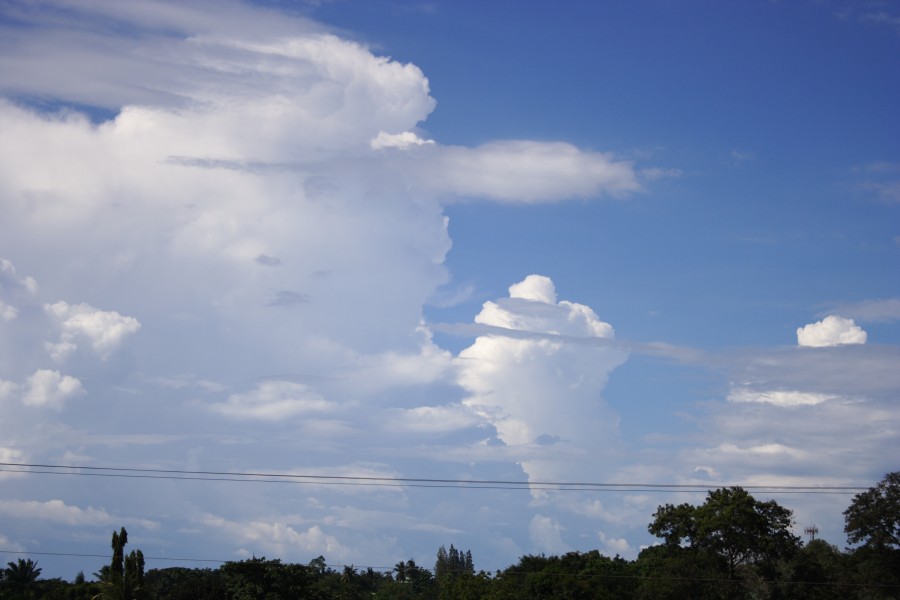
[{"left": 804, "top": 525, "right": 819, "bottom": 542}]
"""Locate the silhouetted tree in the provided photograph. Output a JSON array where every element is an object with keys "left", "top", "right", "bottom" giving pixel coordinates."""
[
  {"left": 844, "top": 471, "right": 900, "bottom": 550},
  {"left": 95, "top": 527, "right": 147, "bottom": 600},
  {"left": 3, "top": 558, "right": 42, "bottom": 598}
]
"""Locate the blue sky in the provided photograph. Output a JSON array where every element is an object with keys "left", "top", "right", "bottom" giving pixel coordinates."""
[{"left": 0, "top": 0, "right": 898, "bottom": 579}]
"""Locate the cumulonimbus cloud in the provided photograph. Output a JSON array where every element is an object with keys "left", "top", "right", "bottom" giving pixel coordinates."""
[{"left": 0, "top": 0, "right": 650, "bottom": 569}]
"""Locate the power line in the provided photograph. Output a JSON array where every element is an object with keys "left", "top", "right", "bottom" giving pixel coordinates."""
[{"left": 0, "top": 462, "right": 867, "bottom": 494}]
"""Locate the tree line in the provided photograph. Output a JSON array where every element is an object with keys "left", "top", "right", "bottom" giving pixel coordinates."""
[{"left": 2, "top": 471, "right": 897, "bottom": 599}]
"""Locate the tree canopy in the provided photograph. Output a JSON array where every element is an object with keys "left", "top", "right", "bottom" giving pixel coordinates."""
[
  {"left": 648, "top": 486, "right": 799, "bottom": 580},
  {"left": 844, "top": 471, "right": 900, "bottom": 550}
]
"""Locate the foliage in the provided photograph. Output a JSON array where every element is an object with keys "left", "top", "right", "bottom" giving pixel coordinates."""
[
  {"left": 2, "top": 558, "right": 42, "bottom": 599},
  {"left": 648, "top": 486, "right": 800, "bottom": 583},
  {"left": 219, "top": 556, "right": 322, "bottom": 600},
  {"left": 144, "top": 567, "right": 225, "bottom": 600},
  {"left": 844, "top": 471, "right": 900, "bottom": 550},
  {"left": 376, "top": 559, "right": 433, "bottom": 599},
  {"left": 94, "top": 527, "right": 148, "bottom": 600},
  {"left": 782, "top": 539, "right": 851, "bottom": 600}
]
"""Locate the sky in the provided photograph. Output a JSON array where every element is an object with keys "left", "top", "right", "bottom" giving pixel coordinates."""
[{"left": 0, "top": 0, "right": 898, "bottom": 580}]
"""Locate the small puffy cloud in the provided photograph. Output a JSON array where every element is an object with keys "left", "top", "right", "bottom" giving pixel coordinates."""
[
  {"left": 371, "top": 131, "right": 435, "bottom": 150},
  {"left": 0, "top": 258, "right": 37, "bottom": 321},
  {"left": 797, "top": 315, "right": 867, "bottom": 347},
  {"left": 0, "top": 300, "right": 18, "bottom": 321},
  {"left": 44, "top": 301, "right": 140, "bottom": 360},
  {"left": 21, "top": 369, "right": 84, "bottom": 409},
  {"left": 0, "top": 258, "right": 38, "bottom": 295},
  {"left": 210, "top": 380, "right": 335, "bottom": 421}
]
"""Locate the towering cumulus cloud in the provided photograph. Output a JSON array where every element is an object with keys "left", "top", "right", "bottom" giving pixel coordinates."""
[{"left": 458, "top": 275, "right": 628, "bottom": 484}]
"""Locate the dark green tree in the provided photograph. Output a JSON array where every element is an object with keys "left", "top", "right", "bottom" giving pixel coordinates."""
[
  {"left": 783, "top": 539, "right": 849, "bottom": 599},
  {"left": 843, "top": 472, "right": 900, "bottom": 598},
  {"left": 435, "top": 545, "right": 480, "bottom": 600},
  {"left": 144, "top": 566, "right": 225, "bottom": 600},
  {"left": 844, "top": 471, "right": 900, "bottom": 550},
  {"left": 648, "top": 487, "right": 800, "bottom": 585},
  {"left": 220, "top": 557, "right": 320, "bottom": 600},
  {"left": 96, "top": 527, "right": 148, "bottom": 600},
  {"left": 392, "top": 560, "right": 407, "bottom": 583},
  {"left": 3, "top": 558, "right": 42, "bottom": 598}
]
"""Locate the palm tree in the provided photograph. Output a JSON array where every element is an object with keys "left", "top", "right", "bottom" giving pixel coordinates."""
[
  {"left": 4, "top": 558, "right": 42, "bottom": 596},
  {"left": 341, "top": 564, "right": 356, "bottom": 583},
  {"left": 393, "top": 560, "right": 407, "bottom": 583}
]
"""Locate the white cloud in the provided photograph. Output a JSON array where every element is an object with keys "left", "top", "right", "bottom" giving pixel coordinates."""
[
  {"left": 727, "top": 388, "right": 835, "bottom": 406},
  {"left": 371, "top": 131, "right": 435, "bottom": 149},
  {"left": 797, "top": 315, "right": 867, "bottom": 347},
  {"left": 415, "top": 141, "right": 639, "bottom": 203},
  {"left": 597, "top": 530, "right": 633, "bottom": 556},
  {"left": 198, "top": 513, "right": 348, "bottom": 560},
  {"left": 529, "top": 514, "right": 569, "bottom": 555},
  {"left": 0, "top": 533, "right": 24, "bottom": 552},
  {"left": 0, "top": 300, "right": 18, "bottom": 321},
  {"left": 0, "top": 258, "right": 37, "bottom": 322},
  {"left": 0, "top": 499, "right": 158, "bottom": 529},
  {"left": 715, "top": 442, "right": 808, "bottom": 459},
  {"left": 21, "top": 369, "right": 84, "bottom": 409},
  {"left": 458, "top": 275, "right": 627, "bottom": 484},
  {"left": 44, "top": 301, "right": 141, "bottom": 360},
  {"left": 388, "top": 404, "right": 482, "bottom": 433},
  {"left": 0, "top": 0, "right": 652, "bottom": 576},
  {"left": 210, "top": 381, "right": 335, "bottom": 421},
  {"left": 0, "top": 258, "right": 38, "bottom": 296}
]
